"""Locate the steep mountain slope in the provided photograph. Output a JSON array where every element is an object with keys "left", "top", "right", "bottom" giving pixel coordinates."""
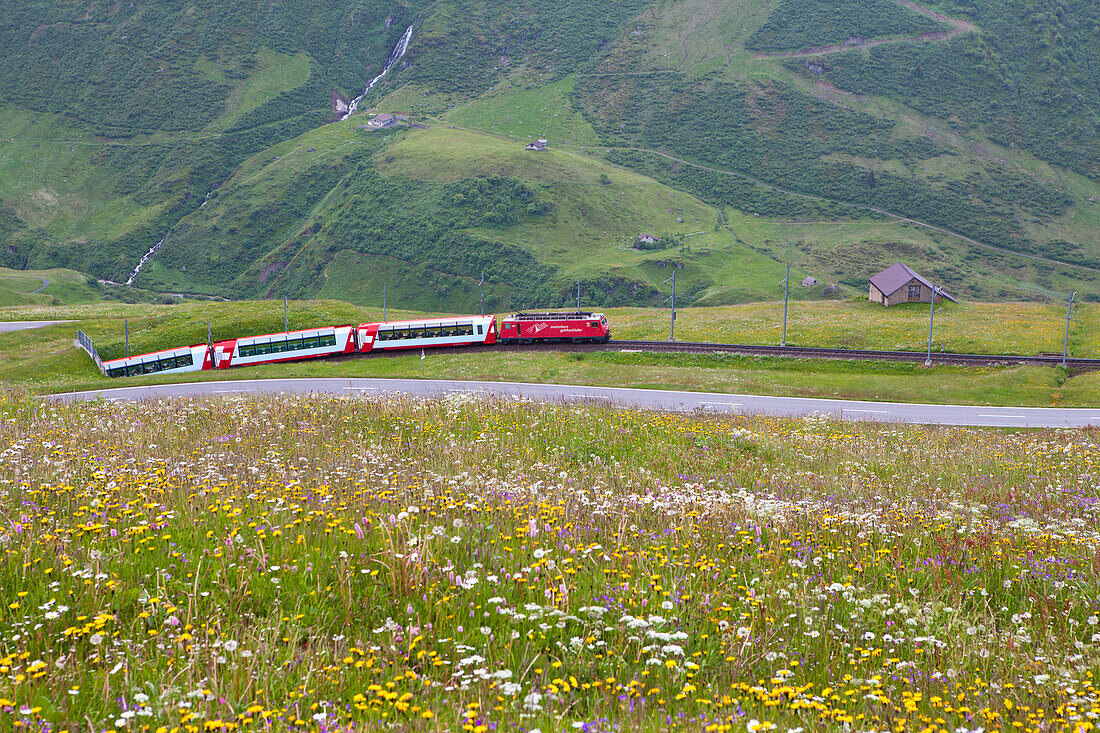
[
  {"left": 0, "top": 0, "right": 1098, "bottom": 307},
  {"left": 0, "top": 0, "right": 421, "bottom": 275}
]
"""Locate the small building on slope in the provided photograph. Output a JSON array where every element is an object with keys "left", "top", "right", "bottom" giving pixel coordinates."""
[{"left": 868, "top": 262, "right": 958, "bottom": 306}]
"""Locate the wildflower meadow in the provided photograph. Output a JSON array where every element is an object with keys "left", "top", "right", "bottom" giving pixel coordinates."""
[{"left": 0, "top": 391, "right": 1098, "bottom": 732}]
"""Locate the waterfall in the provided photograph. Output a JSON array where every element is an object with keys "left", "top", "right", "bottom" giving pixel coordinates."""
[
  {"left": 341, "top": 24, "right": 414, "bottom": 121},
  {"left": 125, "top": 236, "right": 166, "bottom": 286}
]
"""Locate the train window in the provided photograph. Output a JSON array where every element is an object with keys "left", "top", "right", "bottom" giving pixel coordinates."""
[
  {"left": 590, "top": 321, "right": 598, "bottom": 327},
  {"left": 239, "top": 344, "right": 252, "bottom": 358},
  {"left": 476, "top": 324, "right": 483, "bottom": 335}
]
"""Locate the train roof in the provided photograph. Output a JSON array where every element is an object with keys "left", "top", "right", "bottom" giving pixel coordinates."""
[
  {"left": 228, "top": 325, "right": 350, "bottom": 346},
  {"left": 101, "top": 343, "right": 205, "bottom": 367},
  {"left": 504, "top": 311, "right": 603, "bottom": 321},
  {"left": 363, "top": 314, "right": 494, "bottom": 329}
]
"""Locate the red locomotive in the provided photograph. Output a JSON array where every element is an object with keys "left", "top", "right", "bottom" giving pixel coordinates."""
[{"left": 497, "top": 312, "right": 610, "bottom": 343}]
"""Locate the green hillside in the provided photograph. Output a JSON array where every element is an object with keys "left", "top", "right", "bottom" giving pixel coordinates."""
[{"left": 0, "top": 0, "right": 1098, "bottom": 308}]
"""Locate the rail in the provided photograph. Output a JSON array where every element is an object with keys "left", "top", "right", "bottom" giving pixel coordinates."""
[
  {"left": 608, "top": 340, "right": 1100, "bottom": 370},
  {"left": 325, "top": 338, "right": 1100, "bottom": 371}
]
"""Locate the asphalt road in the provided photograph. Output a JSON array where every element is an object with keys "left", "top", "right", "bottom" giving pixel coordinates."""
[
  {"left": 0, "top": 320, "right": 71, "bottom": 333},
  {"left": 48, "top": 377, "right": 1100, "bottom": 428}
]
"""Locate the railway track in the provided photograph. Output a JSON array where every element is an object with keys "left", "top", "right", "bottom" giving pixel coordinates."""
[
  {"left": 330, "top": 339, "right": 1100, "bottom": 371},
  {"left": 607, "top": 340, "right": 1100, "bottom": 371}
]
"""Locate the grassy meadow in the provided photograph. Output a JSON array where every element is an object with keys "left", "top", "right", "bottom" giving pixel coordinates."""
[
  {"left": 1, "top": 298, "right": 1100, "bottom": 406},
  {"left": 1, "top": 392, "right": 1099, "bottom": 731}
]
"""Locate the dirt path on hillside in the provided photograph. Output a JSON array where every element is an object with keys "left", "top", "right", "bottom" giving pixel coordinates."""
[
  {"left": 757, "top": 0, "right": 976, "bottom": 60},
  {"left": 605, "top": 146, "right": 1100, "bottom": 276}
]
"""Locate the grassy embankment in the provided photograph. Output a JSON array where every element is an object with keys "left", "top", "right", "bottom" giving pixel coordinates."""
[
  {"left": 1, "top": 393, "right": 1098, "bottom": 730},
  {"left": 3, "top": 299, "right": 1100, "bottom": 405}
]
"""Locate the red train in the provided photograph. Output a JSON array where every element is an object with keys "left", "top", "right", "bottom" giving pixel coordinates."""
[{"left": 100, "top": 312, "right": 609, "bottom": 378}]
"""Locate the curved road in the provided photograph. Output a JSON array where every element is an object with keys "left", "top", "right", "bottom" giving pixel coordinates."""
[
  {"left": 0, "top": 320, "right": 70, "bottom": 333},
  {"left": 49, "top": 377, "right": 1100, "bottom": 428}
]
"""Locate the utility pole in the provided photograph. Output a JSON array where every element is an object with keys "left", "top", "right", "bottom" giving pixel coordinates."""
[
  {"left": 207, "top": 321, "right": 212, "bottom": 349},
  {"left": 480, "top": 272, "right": 485, "bottom": 316},
  {"left": 925, "top": 283, "right": 940, "bottom": 367},
  {"left": 124, "top": 318, "right": 130, "bottom": 359},
  {"left": 664, "top": 270, "right": 676, "bottom": 341},
  {"left": 576, "top": 279, "right": 581, "bottom": 314},
  {"left": 383, "top": 284, "right": 387, "bottom": 322},
  {"left": 284, "top": 296, "right": 289, "bottom": 333},
  {"left": 780, "top": 263, "right": 790, "bottom": 347},
  {"left": 1063, "top": 290, "right": 1077, "bottom": 367}
]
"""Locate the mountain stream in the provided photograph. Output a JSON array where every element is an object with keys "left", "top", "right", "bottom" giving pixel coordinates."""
[{"left": 125, "top": 24, "right": 414, "bottom": 287}]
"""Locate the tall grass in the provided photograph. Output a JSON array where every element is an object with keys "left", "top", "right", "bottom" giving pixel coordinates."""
[{"left": 0, "top": 393, "right": 1098, "bottom": 731}]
